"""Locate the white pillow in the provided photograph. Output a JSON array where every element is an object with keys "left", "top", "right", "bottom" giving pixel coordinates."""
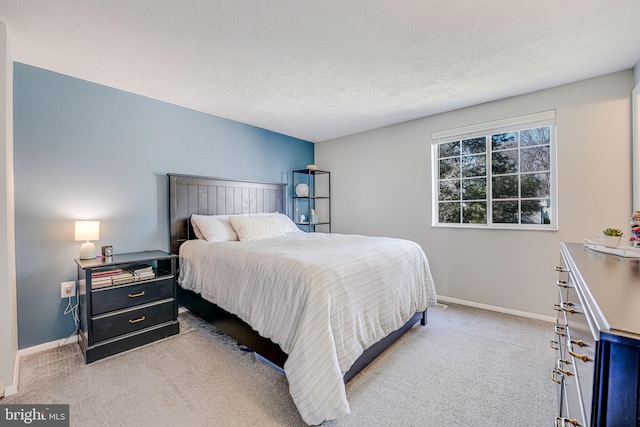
[
  {"left": 248, "top": 212, "right": 302, "bottom": 234},
  {"left": 229, "top": 215, "right": 287, "bottom": 241},
  {"left": 275, "top": 213, "right": 302, "bottom": 234},
  {"left": 190, "top": 214, "right": 248, "bottom": 242}
]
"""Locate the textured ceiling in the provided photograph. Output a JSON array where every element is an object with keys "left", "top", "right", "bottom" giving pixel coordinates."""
[{"left": 1, "top": 1, "right": 640, "bottom": 142}]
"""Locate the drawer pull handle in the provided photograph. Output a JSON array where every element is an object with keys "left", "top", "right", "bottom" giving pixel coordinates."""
[
  {"left": 571, "top": 340, "right": 585, "bottom": 347},
  {"left": 552, "top": 303, "right": 576, "bottom": 314},
  {"left": 129, "top": 315, "right": 146, "bottom": 324},
  {"left": 549, "top": 340, "right": 559, "bottom": 350},
  {"left": 555, "top": 417, "right": 582, "bottom": 426},
  {"left": 554, "top": 367, "right": 572, "bottom": 376},
  {"left": 556, "top": 280, "right": 570, "bottom": 288},
  {"left": 550, "top": 370, "right": 562, "bottom": 384},
  {"left": 554, "top": 266, "right": 569, "bottom": 272},
  {"left": 568, "top": 349, "right": 592, "bottom": 363},
  {"left": 554, "top": 325, "right": 566, "bottom": 337},
  {"left": 128, "top": 291, "right": 146, "bottom": 298}
]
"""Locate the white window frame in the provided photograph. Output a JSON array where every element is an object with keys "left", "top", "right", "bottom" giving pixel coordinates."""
[{"left": 431, "top": 110, "right": 558, "bottom": 230}]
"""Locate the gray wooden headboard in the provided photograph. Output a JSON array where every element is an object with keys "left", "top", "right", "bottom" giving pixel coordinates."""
[{"left": 168, "top": 173, "right": 287, "bottom": 254}]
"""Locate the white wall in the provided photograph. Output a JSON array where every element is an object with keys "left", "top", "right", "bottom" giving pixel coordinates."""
[
  {"left": 0, "top": 21, "right": 18, "bottom": 395},
  {"left": 316, "top": 71, "right": 633, "bottom": 318}
]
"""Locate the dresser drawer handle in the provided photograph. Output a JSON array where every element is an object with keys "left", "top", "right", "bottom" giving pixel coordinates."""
[
  {"left": 571, "top": 340, "right": 585, "bottom": 347},
  {"left": 554, "top": 367, "right": 572, "bottom": 376},
  {"left": 128, "top": 315, "right": 146, "bottom": 324},
  {"left": 550, "top": 370, "right": 562, "bottom": 384},
  {"left": 549, "top": 340, "right": 559, "bottom": 350},
  {"left": 552, "top": 303, "right": 576, "bottom": 314},
  {"left": 554, "top": 325, "right": 566, "bottom": 337},
  {"left": 555, "top": 417, "right": 582, "bottom": 426},
  {"left": 128, "top": 291, "right": 146, "bottom": 298},
  {"left": 554, "top": 266, "right": 569, "bottom": 273},
  {"left": 568, "top": 349, "right": 592, "bottom": 363},
  {"left": 556, "top": 280, "right": 570, "bottom": 288}
]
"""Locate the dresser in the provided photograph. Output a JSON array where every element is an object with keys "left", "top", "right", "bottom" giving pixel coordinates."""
[
  {"left": 553, "top": 242, "right": 640, "bottom": 426},
  {"left": 75, "top": 250, "right": 179, "bottom": 363}
]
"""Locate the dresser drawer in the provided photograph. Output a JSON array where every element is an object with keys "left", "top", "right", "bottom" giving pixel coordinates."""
[
  {"left": 566, "top": 314, "right": 596, "bottom": 424},
  {"left": 561, "top": 357, "right": 587, "bottom": 427},
  {"left": 91, "top": 277, "right": 174, "bottom": 315},
  {"left": 92, "top": 300, "right": 175, "bottom": 343}
]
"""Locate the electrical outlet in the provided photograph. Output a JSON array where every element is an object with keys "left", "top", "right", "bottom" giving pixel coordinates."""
[{"left": 61, "top": 281, "right": 76, "bottom": 298}]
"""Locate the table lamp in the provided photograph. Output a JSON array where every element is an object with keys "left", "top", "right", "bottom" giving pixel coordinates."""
[{"left": 75, "top": 220, "right": 100, "bottom": 259}]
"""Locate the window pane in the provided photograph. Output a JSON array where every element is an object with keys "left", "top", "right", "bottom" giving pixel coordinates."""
[
  {"left": 462, "top": 202, "right": 486, "bottom": 224},
  {"left": 521, "top": 146, "right": 550, "bottom": 172},
  {"left": 439, "top": 202, "right": 460, "bottom": 223},
  {"left": 439, "top": 141, "right": 460, "bottom": 158},
  {"left": 492, "top": 201, "right": 519, "bottom": 223},
  {"left": 521, "top": 173, "right": 550, "bottom": 198},
  {"left": 492, "top": 175, "right": 518, "bottom": 199},
  {"left": 462, "top": 137, "right": 486, "bottom": 155},
  {"left": 439, "top": 158, "right": 460, "bottom": 179},
  {"left": 439, "top": 180, "right": 460, "bottom": 201},
  {"left": 491, "top": 132, "right": 518, "bottom": 150},
  {"left": 462, "top": 178, "right": 486, "bottom": 200},
  {"left": 492, "top": 150, "right": 518, "bottom": 174},
  {"left": 520, "top": 127, "right": 550, "bottom": 146},
  {"left": 521, "top": 199, "right": 551, "bottom": 224},
  {"left": 462, "top": 154, "right": 486, "bottom": 177}
]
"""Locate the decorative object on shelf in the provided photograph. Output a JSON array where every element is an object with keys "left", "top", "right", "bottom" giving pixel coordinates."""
[
  {"left": 310, "top": 209, "right": 318, "bottom": 224},
  {"left": 295, "top": 183, "right": 309, "bottom": 197},
  {"left": 630, "top": 211, "right": 640, "bottom": 247},
  {"left": 305, "top": 164, "right": 318, "bottom": 171},
  {"left": 300, "top": 214, "right": 306, "bottom": 223},
  {"left": 603, "top": 227, "right": 623, "bottom": 247},
  {"left": 101, "top": 245, "right": 113, "bottom": 257},
  {"left": 75, "top": 220, "right": 100, "bottom": 259}
]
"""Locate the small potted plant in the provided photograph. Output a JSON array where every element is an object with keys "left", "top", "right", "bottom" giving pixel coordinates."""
[{"left": 603, "top": 228, "right": 623, "bottom": 247}]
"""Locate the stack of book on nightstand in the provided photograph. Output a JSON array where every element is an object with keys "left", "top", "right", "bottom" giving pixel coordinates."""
[
  {"left": 111, "top": 270, "right": 135, "bottom": 285},
  {"left": 91, "top": 269, "right": 125, "bottom": 289},
  {"left": 130, "top": 264, "right": 155, "bottom": 281},
  {"left": 90, "top": 265, "right": 154, "bottom": 288}
]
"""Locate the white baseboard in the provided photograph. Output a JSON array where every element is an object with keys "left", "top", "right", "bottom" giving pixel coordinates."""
[
  {"left": 436, "top": 295, "right": 555, "bottom": 323},
  {"left": 17, "top": 334, "right": 78, "bottom": 358},
  {"left": 4, "top": 334, "right": 79, "bottom": 397}
]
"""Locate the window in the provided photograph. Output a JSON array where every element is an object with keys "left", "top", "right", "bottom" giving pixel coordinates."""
[{"left": 432, "top": 111, "right": 557, "bottom": 229}]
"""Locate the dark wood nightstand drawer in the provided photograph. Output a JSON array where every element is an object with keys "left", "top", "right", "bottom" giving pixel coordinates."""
[
  {"left": 91, "top": 277, "right": 175, "bottom": 315},
  {"left": 92, "top": 300, "right": 175, "bottom": 343}
]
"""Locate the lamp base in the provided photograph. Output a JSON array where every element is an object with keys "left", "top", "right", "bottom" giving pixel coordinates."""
[{"left": 79, "top": 241, "right": 97, "bottom": 259}]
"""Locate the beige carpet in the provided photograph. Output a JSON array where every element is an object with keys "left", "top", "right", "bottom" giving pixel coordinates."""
[{"left": 2, "top": 304, "right": 557, "bottom": 426}]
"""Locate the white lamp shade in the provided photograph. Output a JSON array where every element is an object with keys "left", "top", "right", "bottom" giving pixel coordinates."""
[{"left": 75, "top": 221, "right": 100, "bottom": 241}]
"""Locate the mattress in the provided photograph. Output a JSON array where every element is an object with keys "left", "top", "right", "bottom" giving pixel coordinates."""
[{"left": 178, "top": 232, "right": 437, "bottom": 424}]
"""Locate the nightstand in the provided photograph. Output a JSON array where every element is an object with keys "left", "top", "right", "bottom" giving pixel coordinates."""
[{"left": 75, "top": 250, "right": 179, "bottom": 363}]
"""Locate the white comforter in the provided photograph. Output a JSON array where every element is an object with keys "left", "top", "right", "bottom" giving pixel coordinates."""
[{"left": 178, "top": 233, "right": 437, "bottom": 425}]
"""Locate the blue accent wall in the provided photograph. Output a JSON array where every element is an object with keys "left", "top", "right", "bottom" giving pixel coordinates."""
[{"left": 13, "top": 63, "right": 314, "bottom": 349}]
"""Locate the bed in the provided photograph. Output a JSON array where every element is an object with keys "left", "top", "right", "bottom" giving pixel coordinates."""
[{"left": 168, "top": 173, "right": 437, "bottom": 425}]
